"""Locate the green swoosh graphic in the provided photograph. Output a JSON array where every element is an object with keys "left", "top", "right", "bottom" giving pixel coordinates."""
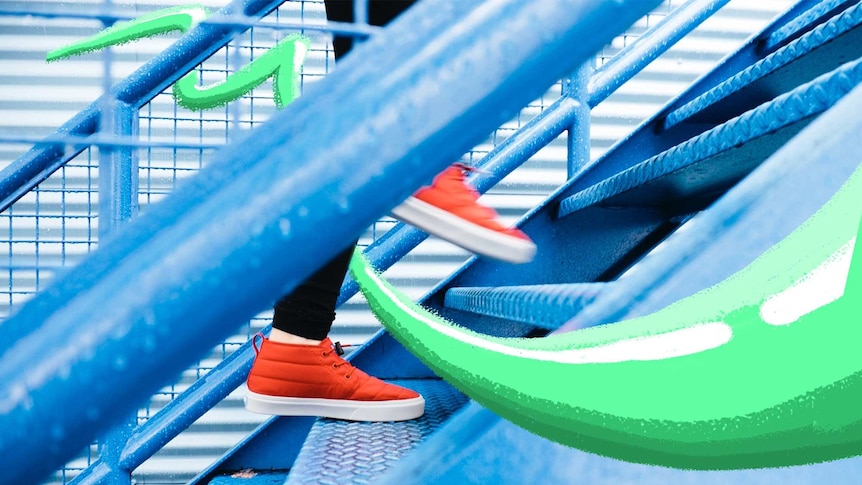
[
  {"left": 46, "top": 5, "right": 210, "bottom": 63},
  {"left": 172, "top": 33, "right": 310, "bottom": 110},
  {"left": 350, "top": 165, "right": 862, "bottom": 470},
  {"left": 46, "top": 4, "right": 310, "bottom": 112}
]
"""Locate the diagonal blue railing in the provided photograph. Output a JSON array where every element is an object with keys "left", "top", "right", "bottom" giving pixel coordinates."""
[
  {"left": 5, "top": 0, "right": 828, "bottom": 481},
  {"left": 0, "top": 0, "right": 802, "bottom": 481},
  {"left": 94, "top": 0, "right": 741, "bottom": 481},
  {"left": 0, "top": 1, "right": 670, "bottom": 483}
]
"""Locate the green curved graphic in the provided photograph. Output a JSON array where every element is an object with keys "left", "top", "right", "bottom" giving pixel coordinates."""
[
  {"left": 172, "top": 33, "right": 310, "bottom": 110},
  {"left": 46, "top": 5, "right": 209, "bottom": 62},
  {"left": 350, "top": 165, "right": 862, "bottom": 470},
  {"left": 46, "top": 4, "right": 310, "bottom": 112}
]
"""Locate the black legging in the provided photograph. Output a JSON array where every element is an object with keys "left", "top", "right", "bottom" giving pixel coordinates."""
[{"left": 272, "top": 0, "right": 416, "bottom": 340}]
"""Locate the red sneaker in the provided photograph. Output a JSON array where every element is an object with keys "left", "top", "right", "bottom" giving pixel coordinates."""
[
  {"left": 245, "top": 336, "right": 424, "bottom": 422},
  {"left": 391, "top": 164, "right": 536, "bottom": 264}
]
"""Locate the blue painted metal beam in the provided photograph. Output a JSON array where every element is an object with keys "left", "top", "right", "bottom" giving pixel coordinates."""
[
  {"left": 764, "top": 0, "right": 858, "bottom": 51},
  {"left": 378, "top": 61, "right": 862, "bottom": 485},
  {"left": 563, "top": 0, "right": 829, "bottom": 195},
  {"left": 0, "top": 1, "right": 662, "bottom": 482},
  {"left": 664, "top": 1, "right": 862, "bottom": 130},
  {"left": 69, "top": 92, "right": 583, "bottom": 483},
  {"left": 559, "top": 55, "right": 862, "bottom": 218},
  {"left": 0, "top": 0, "right": 288, "bottom": 215},
  {"left": 587, "top": 0, "right": 732, "bottom": 107},
  {"left": 95, "top": 95, "right": 139, "bottom": 485},
  {"left": 60, "top": 0, "right": 724, "bottom": 475},
  {"left": 444, "top": 283, "right": 607, "bottom": 330}
]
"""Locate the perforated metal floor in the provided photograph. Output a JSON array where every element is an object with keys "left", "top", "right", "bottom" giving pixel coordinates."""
[{"left": 284, "top": 378, "right": 468, "bottom": 485}]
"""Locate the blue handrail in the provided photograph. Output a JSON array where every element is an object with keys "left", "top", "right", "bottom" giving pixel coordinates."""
[
  {"left": 0, "top": 1, "right": 665, "bottom": 482},
  {"left": 51, "top": 0, "right": 736, "bottom": 481},
  {"left": 0, "top": 0, "right": 288, "bottom": 214}
]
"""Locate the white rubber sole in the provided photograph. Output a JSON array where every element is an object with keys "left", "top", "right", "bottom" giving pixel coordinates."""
[
  {"left": 391, "top": 197, "right": 536, "bottom": 264},
  {"left": 245, "top": 390, "right": 425, "bottom": 422}
]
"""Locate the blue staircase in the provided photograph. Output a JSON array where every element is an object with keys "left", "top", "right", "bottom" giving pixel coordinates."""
[{"left": 2, "top": 0, "right": 862, "bottom": 484}]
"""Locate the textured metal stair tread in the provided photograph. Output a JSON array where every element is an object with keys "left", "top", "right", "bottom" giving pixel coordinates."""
[
  {"left": 444, "top": 282, "right": 609, "bottom": 330},
  {"left": 558, "top": 55, "right": 862, "bottom": 218},
  {"left": 284, "top": 378, "right": 468, "bottom": 485},
  {"left": 665, "top": 1, "right": 862, "bottom": 129},
  {"left": 765, "top": 0, "right": 856, "bottom": 51}
]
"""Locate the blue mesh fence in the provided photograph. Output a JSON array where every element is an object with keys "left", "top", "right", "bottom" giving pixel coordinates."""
[{"left": 0, "top": 0, "right": 766, "bottom": 482}]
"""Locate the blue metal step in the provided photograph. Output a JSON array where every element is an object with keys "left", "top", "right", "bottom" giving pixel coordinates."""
[
  {"left": 764, "top": 0, "right": 857, "bottom": 52},
  {"left": 664, "top": 0, "right": 862, "bottom": 130},
  {"left": 282, "top": 379, "right": 467, "bottom": 485},
  {"left": 558, "top": 54, "right": 862, "bottom": 219},
  {"left": 443, "top": 283, "right": 608, "bottom": 331},
  {"left": 373, "top": 61, "right": 862, "bottom": 485}
]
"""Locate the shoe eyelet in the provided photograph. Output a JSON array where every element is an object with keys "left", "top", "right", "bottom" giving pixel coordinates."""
[
  {"left": 345, "top": 375, "right": 351, "bottom": 379},
  {"left": 332, "top": 363, "right": 339, "bottom": 369}
]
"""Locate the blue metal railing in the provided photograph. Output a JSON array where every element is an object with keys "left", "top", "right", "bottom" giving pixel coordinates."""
[
  {"left": 79, "top": 0, "right": 737, "bottom": 480},
  {"left": 0, "top": 1, "right": 668, "bottom": 482},
  {"left": 0, "top": 0, "right": 785, "bottom": 482}
]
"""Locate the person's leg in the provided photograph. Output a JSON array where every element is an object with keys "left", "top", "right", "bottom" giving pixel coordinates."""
[
  {"left": 269, "top": 0, "right": 416, "bottom": 347},
  {"left": 326, "top": 0, "right": 537, "bottom": 264},
  {"left": 246, "top": 0, "right": 424, "bottom": 422}
]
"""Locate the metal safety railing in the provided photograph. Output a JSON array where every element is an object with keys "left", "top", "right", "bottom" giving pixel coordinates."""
[{"left": 0, "top": 0, "right": 789, "bottom": 483}]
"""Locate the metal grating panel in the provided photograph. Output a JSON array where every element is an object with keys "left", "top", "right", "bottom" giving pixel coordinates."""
[
  {"left": 0, "top": 0, "right": 795, "bottom": 483},
  {"left": 285, "top": 379, "right": 468, "bottom": 485}
]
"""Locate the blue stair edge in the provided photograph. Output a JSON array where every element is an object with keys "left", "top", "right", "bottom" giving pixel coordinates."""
[
  {"left": 558, "top": 54, "right": 862, "bottom": 218},
  {"left": 664, "top": 0, "right": 862, "bottom": 130},
  {"left": 283, "top": 379, "right": 468, "bottom": 485},
  {"left": 764, "top": 0, "right": 857, "bottom": 51},
  {"left": 444, "top": 283, "right": 608, "bottom": 331}
]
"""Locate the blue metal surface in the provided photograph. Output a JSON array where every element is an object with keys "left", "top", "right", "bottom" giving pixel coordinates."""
[
  {"left": 587, "top": 0, "right": 732, "bottom": 107},
  {"left": 98, "top": 101, "right": 139, "bottom": 239},
  {"left": 61, "top": 0, "right": 701, "bottom": 474},
  {"left": 108, "top": 0, "right": 688, "bottom": 477},
  {"left": 443, "top": 283, "right": 607, "bottom": 330},
  {"left": 559, "top": 54, "right": 862, "bottom": 218},
  {"left": 96, "top": 85, "right": 138, "bottom": 484},
  {"left": 89, "top": 91, "right": 582, "bottom": 481},
  {"left": 96, "top": 1, "right": 796, "bottom": 476},
  {"left": 191, "top": 415, "right": 316, "bottom": 484},
  {"left": 378, "top": 55, "right": 862, "bottom": 485},
  {"left": 561, "top": 77, "right": 862, "bottom": 334},
  {"left": 101, "top": 3, "right": 704, "bottom": 466},
  {"left": 664, "top": 0, "right": 862, "bottom": 129},
  {"left": 561, "top": 0, "right": 825, "bottom": 196},
  {"left": 0, "top": 1, "right": 662, "bottom": 482},
  {"left": 67, "top": 333, "right": 260, "bottom": 485},
  {"left": 62, "top": 3, "right": 718, "bottom": 472},
  {"left": 379, "top": 405, "right": 862, "bottom": 485},
  {"left": 564, "top": 64, "right": 591, "bottom": 177},
  {"left": 285, "top": 379, "right": 467, "bottom": 485},
  {"left": 764, "top": 0, "right": 858, "bottom": 51},
  {"left": 0, "top": 0, "right": 289, "bottom": 214}
]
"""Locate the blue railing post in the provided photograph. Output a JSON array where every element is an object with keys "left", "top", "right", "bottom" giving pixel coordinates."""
[
  {"left": 95, "top": 101, "right": 139, "bottom": 484},
  {"left": 37, "top": 0, "right": 730, "bottom": 479},
  {"left": 98, "top": 103, "right": 139, "bottom": 240},
  {"left": 0, "top": 1, "right": 663, "bottom": 482},
  {"left": 95, "top": 12, "right": 139, "bottom": 480},
  {"left": 565, "top": 62, "right": 593, "bottom": 177}
]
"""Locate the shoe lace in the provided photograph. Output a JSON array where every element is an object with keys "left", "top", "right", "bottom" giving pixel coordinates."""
[
  {"left": 322, "top": 341, "right": 356, "bottom": 379},
  {"left": 251, "top": 331, "right": 265, "bottom": 356},
  {"left": 453, "top": 162, "right": 488, "bottom": 175}
]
